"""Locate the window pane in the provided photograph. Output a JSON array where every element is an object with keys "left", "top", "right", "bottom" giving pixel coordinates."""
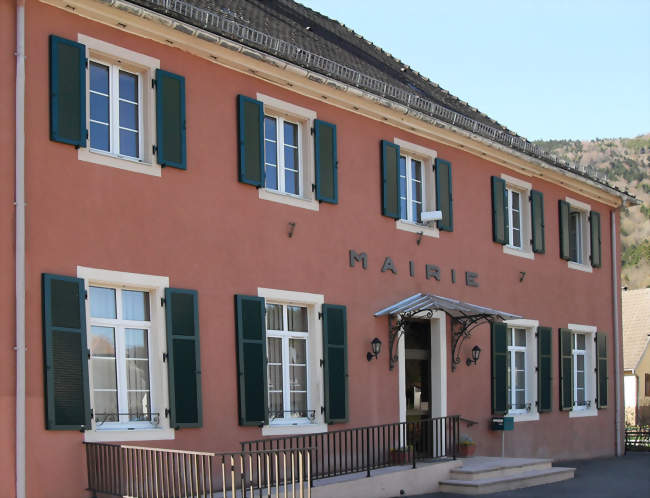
[
  {"left": 284, "top": 144, "right": 298, "bottom": 172},
  {"left": 264, "top": 116, "right": 277, "bottom": 138},
  {"left": 119, "top": 71, "right": 138, "bottom": 102},
  {"left": 127, "top": 392, "right": 150, "bottom": 420},
  {"left": 399, "top": 174, "right": 407, "bottom": 198},
  {"left": 290, "top": 392, "right": 307, "bottom": 414},
  {"left": 94, "top": 391, "right": 118, "bottom": 421},
  {"left": 512, "top": 227, "right": 521, "bottom": 248},
  {"left": 515, "top": 390, "right": 525, "bottom": 408},
  {"left": 90, "top": 93, "right": 109, "bottom": 123},
  {"left": 122, "top": 291, "right": 150, "bottom": 321},
  {"left": 119, "top": 129, "right": 139, "bottom": 158},
  {"left": 577, "top": 334, "right": 586, "bottom": 350},
  {"left": 125, "top": 328, "right": 149, "bottom": 358},
  {"left": 412, "top": 202, "right": 422, "bottom": 223},
  {"left": 287, "top": 306, "right": 308, "bottom": 332},
  {"left": 507, "top": 329, "right": 513, "bottom": 346},
  {"left": 515, "top": 351, "right": 525, "bottom": 370},
  {"left": 92, "top": 358, "right": 117, "bottom": 389},
  {"left": 268, "top": 392, "right": 283, "bottom": 418},
  {"left": 119, "top": 101, "right": 138, "bottom": 131},
  {"left": 412, "top": 180, "right": 422, "bottom": 202},
  {"left": 285, "top": 170, "right": 299, "bottom": 195},
  {"left": 515, "top": 329, "right": 526, "bottom": 346},
  {"left": 126, "top": 359, "right": 150, "bottom": 391},
  {"left": 576, "top": 388, "right": 585, "bottom": 403},
  {"left": 265, "top": 140, "right": 277, "bottom": 165},
  {"left": 576, "top": 354, "right": 585, "bottom": 371},
  {"left": 90, "top": 62, "right": 109, "bottom": 94},
  {"left": 289, "top": 338, "right": 306, "bottom": 364},
  {"left": 569, "top": 211, "right": 581, "bottom": 263},
  {"left": 265, "top": 164, "right": 278, "bottom": 190},
  {"left": 267, "top": 337, "right": 282, "bottom": 363},
  {"left": 283, "top": 121, "right": 298, "bottom": 147},
  {"left": 266, "top": 304, "right": 283, "bottom": 331},
  {"left": 411, "top": 159, "right": 422, "bottom": 181},
  {"left": 400, "top": 199, "right": 407, "bottom": 220},
  {"left": 90, "top": 287, "right": 116, "bottom": 319},
  {"left": 516, "top": 371, "right": 526, "bottom": 389},
  {"left": 90, "top": 122, "right": 110, "bottom": 152},
  {"left": 268, "top": 365, "right": 283, "bottom": 391},
  {"left": 89, "top": 326, "right": 115, "bottom": 357},
  {"left": 290, "top": 365, "right": 307, "bottom": 390}
]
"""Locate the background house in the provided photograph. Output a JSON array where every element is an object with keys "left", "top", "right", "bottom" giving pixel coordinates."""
[{"left": 622, "top": 288, "right": 650, "bottom": 425}]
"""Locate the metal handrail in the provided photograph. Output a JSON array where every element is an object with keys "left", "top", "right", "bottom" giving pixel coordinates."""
[
  {"left": 459, "top": 416, "right": 478, "bottom": 427},
  {"left": 242, "top": 415, "right": 460, "bottom": 480}
]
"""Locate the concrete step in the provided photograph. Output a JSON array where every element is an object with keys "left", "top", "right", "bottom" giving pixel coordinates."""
[
  {"left": 449, "top": 457, "right": 553, "bottom": 481},
  {"left": 439, "top": 466, "right": 575, "bottom": 495}
]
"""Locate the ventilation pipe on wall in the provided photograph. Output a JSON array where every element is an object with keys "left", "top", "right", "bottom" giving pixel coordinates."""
[
  {"left": 15, "top": 0, "right": 27, "bottom": 497},
  {"left": 611, "top": 208, "right": 623, "bottom": 456}
]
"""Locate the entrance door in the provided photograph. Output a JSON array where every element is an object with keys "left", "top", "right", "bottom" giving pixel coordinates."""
[{"left": 405, "top": 320, "right": 431, "bottom": 422}]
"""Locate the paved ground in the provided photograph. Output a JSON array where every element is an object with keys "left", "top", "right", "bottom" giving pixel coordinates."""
[{"left": 405, "top": 452, "right": 650, "bottom": 498}]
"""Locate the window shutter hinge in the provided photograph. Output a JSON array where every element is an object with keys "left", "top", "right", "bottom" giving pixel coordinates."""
[
  {"left": 163, "top": 353, "right": 168, "bottom": 363},
  {"left": 84, "top": 58, "right": 88, "bottom": 69},
  {"left": 310, "top": 127, "right": 314, "bottom": 135},
  {"left": 87, "top": 348, "right": 91, "bottom": 360},
  {"left": 318, "top": 312, "right": 322, "bottom": 320},
  {"left": 165, "top": 408, "right": 170, "bottom": 418},
  {"left": 535, "top": 366, "right": 539, "bottom": 372},
  {"left": 153, "top": 145, "right": 158, "bottom": 155},
  {"left": 84, "top": 290, "right": 88, "bottom": 300},
  {"left": 152, "top": 78, "right": 157, "bottom": 89},
  {"left": 534, "top": 331, "right": 538, "bottom": 338},
  {"left": 161, "top": 297, "right": 165, "bottom": 307},
  {"left": 320, "top": 359, "right": 324, "bottom": 367},
  {"left": 320, "top": 406, "right": 324, "bottom": 414},
  {"left": 311, "top": 183, "right": 316, "bottom": 192},
  {"left": 90, "top": 409, "right": 94, "bottom": 420}
]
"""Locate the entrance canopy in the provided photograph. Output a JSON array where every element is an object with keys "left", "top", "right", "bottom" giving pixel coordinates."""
[
  {"left": 374, "top": 293, "right": 521, "bottom": 371},
  {"left": 374, "top": 293, "right": 520, "bottom": 321}
]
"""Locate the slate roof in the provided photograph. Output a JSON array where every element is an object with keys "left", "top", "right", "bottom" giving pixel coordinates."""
[
  {"left": 124, "top": 0, "right": 632, "bottom": 197},
  {"left": 622, "top": 288, "right": 650, "bottom": 371}
]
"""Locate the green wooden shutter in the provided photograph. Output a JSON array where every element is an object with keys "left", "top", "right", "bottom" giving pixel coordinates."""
[
  {"left": 558, "top": 200, "right": 571, "bottom": 260},
  {"left": 531, "top": 190, "right": 546, "bottom": 254},
  {"left": 596, "top": 332, "right": 608, "bottom": 408},
  {"left": 49, "top": 35, "right": 86, "bottom": 147},
  {"left": 235, "top": 295, "right": 268, "bottom": 426},
  {"left": 42, "top": 273, "right": 90, "bottom": 430},
  {"left": 590, "top": 211, "right": 602, "bottom": 268},
  {"left": 156, "top": 69, "right": 187, "bottom": 169},
  {"left": 537, "top": 326, "right": 552, "bottom": 413},
  {"left": 165, "top": 288, "right": 202, "bottom": 428},
  {"left": 323, "top": 304, "right": 348, "bottom": 423},
  {"left": 491, "top": 176, "right": 508, "bottom": 244},
  {"left": 435, "top": 158, "right": 453, "bottom": 232},
  {"left": 559, "top": 328, "right": 573, "bottom": 410},
  {"left": 237, "top": 95, "right": 265, "bottom": 187},
  {"left": 381, "top": 140, "right": 400, "bottom": 219},
  {"left": 491, "top": 321, "right": 507, "bottom": 415},
  {"left": 315, "top": 120, "right": 338, "bottom": 204}
]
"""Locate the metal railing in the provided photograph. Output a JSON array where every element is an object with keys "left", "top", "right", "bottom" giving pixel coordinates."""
[
  {"left": 241, "top": 415, "right": 459, "bottom": 481},
  {"left": 85, "top": 442, "right": 312, "bottom": 497},
  {"left": 117, "top": 0, "right": 621, "bottom": 190},
  {"left": 625, "top": 425, "right": 650, "bottom": 451}
]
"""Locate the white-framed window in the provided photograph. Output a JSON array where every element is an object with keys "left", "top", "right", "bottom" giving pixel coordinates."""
[
  {"left": 257, "top": 94, "right": 318, "bottom": 211},
  {"left": 568, "top": 323, "right": 598, "bottom": 418},
  {"left": 78, "top": 35, "right": 160, "bottom": 177},
  {"left": 393, "top": 138, "right": 439, "bottom": 238},
  {"left": 565, "top": 197, "right": 592, "bottom": 272},
  {"left": 258, "top": 288, "right": 326, "bottom": 436},
  {"left": 503, "top": 319, "right": 539, "bottom": 422},
  {"left": 502, "top": 174, "right": 534, "bottom": 259},
  {"left": 78, "top": 266, "right": 173, "bottom": 442}
]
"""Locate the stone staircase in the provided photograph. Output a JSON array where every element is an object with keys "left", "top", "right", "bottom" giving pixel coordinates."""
[{"left": 438, "top": 456, "right": 575, "bottom": 495}]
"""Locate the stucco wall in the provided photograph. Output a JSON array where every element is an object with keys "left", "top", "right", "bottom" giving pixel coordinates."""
[{"left": 4, "top": 1, "right": 624, "bottom": 496}]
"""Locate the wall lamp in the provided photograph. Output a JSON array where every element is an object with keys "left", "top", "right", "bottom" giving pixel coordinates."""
[
  {"left": 367, "top": 337, "right": 382, "bottom": 362},
  {"left": 466, "top": 345, "right": 481, "bottom": 366}
]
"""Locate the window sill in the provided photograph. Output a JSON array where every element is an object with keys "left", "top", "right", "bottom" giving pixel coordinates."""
[
  {"left": 567, "top": 261, "right": 593, "bottom": 273},
  {"left": 508, "top": 411, "right": 540, "bottom": 423},
  {"left": 78, "top": 149, "right": 161, "bottom": 177},
  {"left": 395, "top": 219, "right": 439, "bottom": 238},
  {"left": 503, "top": 245, "right": 535, "bottom": 260},
  {"left": 258, "top": 188, "right": 319, "bottom": 211},
  {"left": 84, "top": 427, "right": 175, "bottom": 442},
  {"left": 261, "top": 422, "right": 328, "bottom": 437},
  {"left": 568, "top": 407, "right": 598, "bottom": 418}
]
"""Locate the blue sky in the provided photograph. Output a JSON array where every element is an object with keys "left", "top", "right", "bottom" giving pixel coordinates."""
[{"left": 299, "top": 0, "right": 650, "bottom": 141}]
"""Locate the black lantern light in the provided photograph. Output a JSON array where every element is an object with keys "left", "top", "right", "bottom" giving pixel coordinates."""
[
  {"left": 367, "top": 337, "right": 382, "bottom": 362},
  {"left": 466, "top": 345, "right": 481, "bottom": 366}
]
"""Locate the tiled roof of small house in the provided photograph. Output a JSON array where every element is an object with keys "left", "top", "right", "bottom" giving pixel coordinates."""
[
  {"left": 124, "top": 0, "right": 634, "bottom": 198},
  {"left": 622, "top": 288, "right": 650, "bottom": 371}
]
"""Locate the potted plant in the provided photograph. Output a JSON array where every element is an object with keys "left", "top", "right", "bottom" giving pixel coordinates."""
[
  {"left": 389, "top": 446, "right": 411, "bottom": 465},
  {"left": 458, "top": 435, "right": 476, "bottom": 457}
]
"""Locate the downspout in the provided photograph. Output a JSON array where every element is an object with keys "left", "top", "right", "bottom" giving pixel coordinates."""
[
  {"left": 15, "top": 1, "right": 26, "bottom": 497},
  {"left": 611, "top": 208, "right": 622, "bottom": 456}
]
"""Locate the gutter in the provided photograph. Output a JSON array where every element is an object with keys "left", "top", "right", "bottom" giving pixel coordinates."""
[
  {"left": 15, "top": 0, "right": 26, "bottom": 497},
  {"left": 611, "top": 210, "right": 622, "bottom": 456}
]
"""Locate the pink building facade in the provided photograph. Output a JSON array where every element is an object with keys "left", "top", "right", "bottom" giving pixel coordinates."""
[{"left": 1, "top": 1, "right": 634, "bottom": 496}]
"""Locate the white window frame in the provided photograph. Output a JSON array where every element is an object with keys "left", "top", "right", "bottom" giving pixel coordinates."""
[
  {"left": 568, "top": 323, "right": 598, "bottom": 418},
  {"left": 565, "top": 197, "right": 593, "bottom": 273},
  {"left": 504, "top": 319, "right": 539, "bottom": 422},
  {"left": 393, "top": 138, "right": 439, "bottom": 239},
  {"left": 258, "top": 288, "right": 327, "bottom": 436},
  {"left": 78, "top": 266, "right": 174, "bottom": 442},
  {"left": 501, "top": 174, "right": 534, "bottom": 260},
  {"left": 257, "top": 94, "right": 318, "bottom": 211},
  {"left": 78, "top": 34, "right": 161, "bottom": 177}
]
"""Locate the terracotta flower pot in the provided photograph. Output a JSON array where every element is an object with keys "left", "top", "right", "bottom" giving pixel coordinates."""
[{"left": 458, "top": 444, "right": 476, "bottom": 457}]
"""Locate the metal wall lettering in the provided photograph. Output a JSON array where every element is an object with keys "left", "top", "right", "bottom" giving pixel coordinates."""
[{"left": 381, "top": 257, "right": 397, "bottom": 274}]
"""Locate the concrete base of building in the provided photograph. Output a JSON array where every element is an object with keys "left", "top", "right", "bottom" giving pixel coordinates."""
[{"left": 310, "top": 459, "right": 463, "bottom": 498}]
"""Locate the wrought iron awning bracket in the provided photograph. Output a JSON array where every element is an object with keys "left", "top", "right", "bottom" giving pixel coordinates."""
[
  {"left": 449, "top": 312, "right": 495, "bottom": 371},
  {"left": 388, "top": 308, "right": 435, "bottom": 370}
]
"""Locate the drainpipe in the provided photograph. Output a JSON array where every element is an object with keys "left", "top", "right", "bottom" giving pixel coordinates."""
[
  {"left": 611, "top": 208, "right": 622, "bottom": 456},
  {"left": 15, "top": 0, "right": 26, "bottom": 497}
]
